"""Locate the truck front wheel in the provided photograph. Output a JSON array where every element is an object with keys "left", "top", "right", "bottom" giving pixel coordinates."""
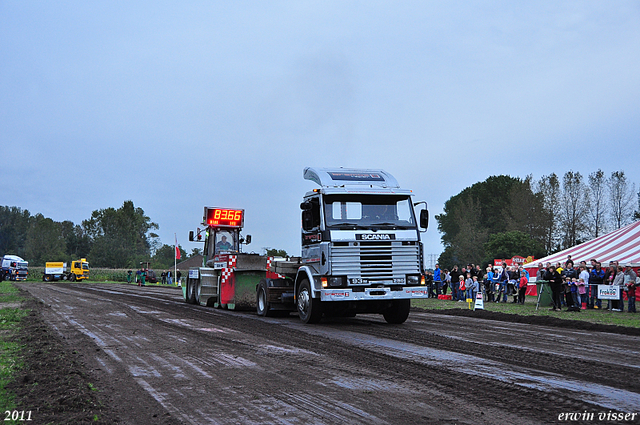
[
  {"left": 383, "top": 299, "right": 411, "bottom": 324},
  {"left": 43, "top": 275, "right": 51, "bottom": 282},
  {"left": 69, "top": 273, "right": 76, "bottom": 282},
  {"left": 297, "top": 279, "right": 322, "bottom": 324}
]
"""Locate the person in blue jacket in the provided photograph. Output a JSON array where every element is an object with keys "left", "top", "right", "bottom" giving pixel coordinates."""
[{"left": 433, "top": 264, "right": 442, "bottom": 296}]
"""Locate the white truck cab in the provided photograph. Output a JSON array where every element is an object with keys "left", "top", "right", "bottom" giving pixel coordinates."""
[{"left": 296, "top": 167, "right": 429, "bottom": 322}]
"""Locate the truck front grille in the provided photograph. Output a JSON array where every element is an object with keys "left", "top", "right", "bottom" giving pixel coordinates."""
[{"left": 330, "top": 242, "right": 420, "bottom": 284}]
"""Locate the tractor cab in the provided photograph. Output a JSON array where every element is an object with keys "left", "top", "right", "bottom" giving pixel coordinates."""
[{"left": 189, "top": 207, "right": 251, "bottom": 267}]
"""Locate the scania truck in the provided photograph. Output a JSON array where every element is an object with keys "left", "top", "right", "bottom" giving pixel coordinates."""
[{"left": 184, "top": 167, "right": 429, "bottom": 324}]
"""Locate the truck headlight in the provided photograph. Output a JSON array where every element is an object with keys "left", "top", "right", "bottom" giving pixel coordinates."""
[
  {"left": 406, "top": 275, "right": 420, "bottom": 285},
  {"left": 328, "top": 276, "right": 345, "bottom": 287}
]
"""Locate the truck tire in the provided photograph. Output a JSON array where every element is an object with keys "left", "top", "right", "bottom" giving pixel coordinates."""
[
  {"left": 194, "top": 279, "right": 201, "bottom": 305},
  {"left": 297, "top": 279, "right": 322, "bottom": 324},
  {"left": 256, "top": 279, "right": 274, "bottom": 317},
  {"left": 382, "top": 299, "right": 411, "bottom": 324},
  {"left": 186, "top": 278, "right": 197, "bottom": 304},
  {"left": 43, "top": 275, "right": 51, "bottom": 282},
  {"left": 70, "top": 273, "right": 76, "bottom": 282}
]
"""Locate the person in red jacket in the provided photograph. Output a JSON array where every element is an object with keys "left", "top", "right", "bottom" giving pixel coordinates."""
[{"left": 517, "top": 271, "right": 528, "bottom": 305}]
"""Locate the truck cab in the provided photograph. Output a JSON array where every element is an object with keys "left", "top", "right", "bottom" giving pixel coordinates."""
[
  {"left": 70, "top": 258, "right": 90, "bottom": 281},
  {"left": 1, "top": 255, "right": 29, "bottom": 281},
  {"left": 295, "top": 167, "right": 429, "bottom": 322}
]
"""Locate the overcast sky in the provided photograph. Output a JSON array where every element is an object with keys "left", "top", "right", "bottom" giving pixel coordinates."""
[{"left": 2, "top": 1, "right": 639, "bottom": 263}]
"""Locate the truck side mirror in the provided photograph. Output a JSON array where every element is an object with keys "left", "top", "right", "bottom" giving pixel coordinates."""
[
  {"left": 245, "top": 235, "right": 252, "bottom": 245},
  {"left": 300, "top": 201, "right": 312, "bottom": 211},
  {"left": 189, "top": 231, "right": 194, "bottom": 242},
  {"left": 420, "top": 209, "right": 429, "bottom": 229}
]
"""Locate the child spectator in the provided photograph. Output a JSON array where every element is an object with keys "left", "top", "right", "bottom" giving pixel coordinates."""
[
  {"left": 458, "top": 275, "right": 466, "bottom": 302},
  {"left": 518, "top": 272, "right": 528, "bottom": 304},
  {"left": 469, "top": 275, "right": 479, "bottom": 302},
  {"left": 465, "top": 273, "right": 473, "bottom": 300},
  {"left": 577, "top": 277, "right": 587, "bottom": 309},
  {"left": 569, "top": 277, "right": 579, "bottom": 311}
]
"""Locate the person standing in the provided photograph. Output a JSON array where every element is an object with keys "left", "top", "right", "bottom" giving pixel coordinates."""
[
  {"left": 518, "top": 271, "right": 528, "bottom": 304},
  {"left": 433, "top": 264, "right": 442, "bottom": 296},
  {"left": 544, "top": 265, "right": 563, "bottom": 311},
  {"left": 625, "top": 272, "right": 637, "bottom": 313},
  {"left": 485, "top": 267, "right": 495, "bottom": 302},
  {"left": 161, "top": 271, "right": 167, "bottom": 285},
  {"left": 578, "top": 265, "right": 590, "bottom": 308},
  {"left": 604, "top": 264, "right": 618, "bottom": 310},
  {"left": 622, "top": 264, "right": 637, "bottom": 312},
  {"left": 498, "top": 262, "right": 509, "bottom": 303},
  {"left": 167, "top": 270, "right": 173, "bottom": 286},
  {"left": 589, "top": 262, "right": 605, "bottom": 309},
  {"left": 442, "top": 269, "right": 450, "bottom": 295},
  {"left": 425, "top": 271, "right": 435, "bottom": 298},
  {"left": 450, "top": 265, "right": 460, "bottom": 301}
]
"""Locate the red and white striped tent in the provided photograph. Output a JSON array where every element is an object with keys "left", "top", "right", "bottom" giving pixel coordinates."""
[
  {"left": 523, "top": 220, "right": 640, "bottom": 300},
  {"left": 524, "top": 220, "right": 640, "bottom": 272}
]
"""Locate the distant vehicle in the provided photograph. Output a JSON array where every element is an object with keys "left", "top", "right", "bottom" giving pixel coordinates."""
[
  {"left": 138, "top": 262, "right": 157, "bottom": 283},
  {"left": 146, "top": 270, "right": 157, "bottom": 284},
  {"left": 1, "top": 255, "right": 29, "bottom": 281},
  {"left": 42, "top": 259, "right": 89, "bottom": 282}
]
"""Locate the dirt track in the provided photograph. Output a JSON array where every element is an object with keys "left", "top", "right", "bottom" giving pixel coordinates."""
[{"left": 16, "top": 282, "right": 640, "bottom": 424}]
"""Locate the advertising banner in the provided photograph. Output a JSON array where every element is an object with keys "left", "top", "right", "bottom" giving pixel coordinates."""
[{"left": 597, "top": 285, "right": 620, "bottom": 300}]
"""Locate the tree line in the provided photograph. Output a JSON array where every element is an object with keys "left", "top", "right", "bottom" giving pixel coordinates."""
[
  {"left": 436, "top": 170, "right": 640, "bottom": 269},
  {"left": 0, "top": 200, "right": 189, "bottom": 269}
]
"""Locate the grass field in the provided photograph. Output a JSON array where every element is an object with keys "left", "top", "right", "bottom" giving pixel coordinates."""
[
  {"left": 412, "top": 296, "right": 640, "bottom": 328},
  {"left": 0, "top": 280, "right": 27, "bottom": 424}
]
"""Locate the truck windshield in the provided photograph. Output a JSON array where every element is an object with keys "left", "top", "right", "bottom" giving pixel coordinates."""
[
  {"left": 17, "top": 262, "right": 28, "bottom": 270},
  {"left": 323, "top": 195, "right": 415, "bottom": 229}
]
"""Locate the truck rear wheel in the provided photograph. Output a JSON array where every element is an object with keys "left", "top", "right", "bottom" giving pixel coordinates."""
[
  {"left": 186, "top": 278, "right": 196, "bottom": 304},
  {"left": 297, "top": 279, "right": 322, "bottom": 324},
  {"left": 382, "top": 299, "right": 411, "bottom": 324},
  {"left": 43, "top": 275, "right": 51, "bottom": 282},
  {"left": 194, "top": 279, "right": 201, "bottom": 305},
  {"left": 257, "top": 279, "right": 273, "bottom": 317}
]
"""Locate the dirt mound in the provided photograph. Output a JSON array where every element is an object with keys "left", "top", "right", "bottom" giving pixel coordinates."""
[
  {"left": 7, "top": 297, "right": 120, "bottom": 424},
  {"left": 416, "top": 307, "right": 640, "bottom": 336}
]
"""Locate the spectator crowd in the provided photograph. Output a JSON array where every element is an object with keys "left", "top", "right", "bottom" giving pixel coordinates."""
[{"left": 424, "top": 258, "right": 638, "bottom": 313}]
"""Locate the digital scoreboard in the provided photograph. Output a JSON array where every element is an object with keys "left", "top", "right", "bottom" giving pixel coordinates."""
[{"left": 203, "top": 207, "right": 244, "bottom": 228}]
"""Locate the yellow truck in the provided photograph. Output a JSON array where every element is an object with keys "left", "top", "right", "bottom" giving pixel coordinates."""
[{"left": 43, "top": 259, "right": 89, "bottom": 282}]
